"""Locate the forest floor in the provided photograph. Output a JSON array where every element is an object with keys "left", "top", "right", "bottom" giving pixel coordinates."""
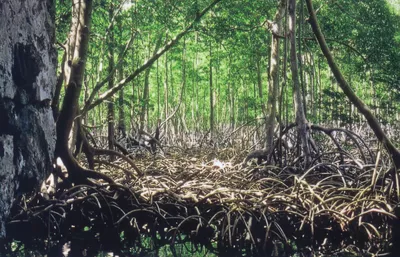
[{"left": 3, "top": 124, "right": 400, "bottom": 256}]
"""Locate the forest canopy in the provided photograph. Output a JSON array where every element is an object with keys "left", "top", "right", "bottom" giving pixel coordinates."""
[{"left": 55, "top": 0, "right": 400, "bottom": 131}]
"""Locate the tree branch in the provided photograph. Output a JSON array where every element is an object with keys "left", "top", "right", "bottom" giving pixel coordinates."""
[
  {"left": 84, "top": 31, "right": 137, "bottom": 109},
  {"left": 305, "top": 0, "right": 400, "bottom": 169},
  {"left": 81, "top": 0, "right": 223, "bottom": 115}
]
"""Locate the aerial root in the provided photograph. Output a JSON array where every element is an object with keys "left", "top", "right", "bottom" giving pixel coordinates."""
[{"left": 7, "top": 139, "right": 398, "bottom": 256}]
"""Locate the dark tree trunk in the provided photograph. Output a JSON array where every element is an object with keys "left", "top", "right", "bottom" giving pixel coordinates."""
[{"left": 0, "top": 0, "right": 57, "bottom": 237}]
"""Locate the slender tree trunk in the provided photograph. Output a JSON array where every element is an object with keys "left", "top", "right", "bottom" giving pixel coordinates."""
[
  {"left": 164, "top": 48, "right": 169, "bottom": 140},
  {"left": 228, "top": 56, "right": 235, "bottom": 129},
  {"left": 107, "top": 3, "right": 115, "bottom": 160},
  {"left": 140, "top": 36, "right": 162, "bottom": 131},
  {"left": 265, "top": 0, "right": 285, "bottom": 151},
  {"left": 116, "top": 17, "right": 125, "bottom": 139},
  {"left": 289, "top": 0, "right": 311, "bottom": 165},
  {"left": 309, "top": 52, "right": 316, "bottom": 119},
  {"left": 278, "top": 7, "right": 289, "bottom": 166},
  {"left": 209, "top": 40, "right": 214, "bottom": 140},
  {"left": 191, "top": 57, "right": 196, "bottom": 126},
  {"left": 231, "top": 82, "right": 236, "bottom": 129},
  {"left": 257, "top": 59, "right": 267, "bottom": 117},
  {"left": 118, "top": 69, "right": 125, "bottom": 138},
  {"left": 244, "top": 80, "right": 248, "bottom": 121},
  {"left": 318, "top": 57, "right": 322, "bottom": 122},
  {"left": 216, "top": 44, "right": 220, "bottom": 129},
  {"left": 298, "top": 0, "right": 307, "bottom": 117},
  {"left": 130, "top": 15, "right": 136, "bottom": 133},
  {"left": 330, "top": 73, "right": 335, "bottom": 122},
  {"left": 282, "top": 5, "right": 289, "bottom": 127},
  {"left": 195, "top": 33, "right": 200, "bottom": 131},
  {"left": 181, "top": 37, "right": 188, "bottom": 133},
  {"left": 170, "top": 53, "right": 178, "bottom": 137},
  {"left": 157, "top": 59, "right": 161, "bottom": 121}
]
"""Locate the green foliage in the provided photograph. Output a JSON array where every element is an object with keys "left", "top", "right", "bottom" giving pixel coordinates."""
[{"left": 55, "top": 0, "right": 400, "bottom": 132}]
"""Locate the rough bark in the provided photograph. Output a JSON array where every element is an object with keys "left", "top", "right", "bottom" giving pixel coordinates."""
[
  {"left": 0, "top": 0, "right": 56, "bottom": 237},
  {"left": 305, "top": 0, "right": 400, "bottom": 169}
]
